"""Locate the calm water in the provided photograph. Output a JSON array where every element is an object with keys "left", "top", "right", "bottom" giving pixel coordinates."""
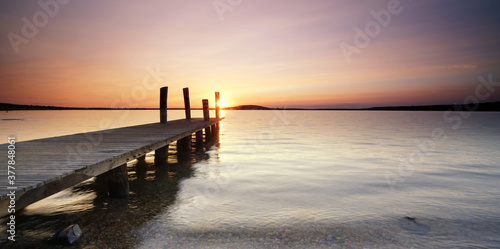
[{"left": 1, "top": 110, "right": 500, "bottom": 248}]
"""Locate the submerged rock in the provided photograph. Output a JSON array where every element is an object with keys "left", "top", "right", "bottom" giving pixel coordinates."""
[
  {"left": 49, "top": 224, "right": 83, "bottom": 246},
  {"left": 399, "top": 217, "right": 430, "bottom": 235}
]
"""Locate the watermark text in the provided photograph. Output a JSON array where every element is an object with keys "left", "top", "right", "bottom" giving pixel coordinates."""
[{"left": 6, "top": 137, "right": 17, "bottom": 241}]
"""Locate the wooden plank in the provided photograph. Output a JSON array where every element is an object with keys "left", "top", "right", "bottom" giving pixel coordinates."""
[{"left": 0, "top": 118, "right": 221, "bottom": 217}]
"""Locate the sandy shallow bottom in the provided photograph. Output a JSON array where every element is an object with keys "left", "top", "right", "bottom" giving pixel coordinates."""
[{"left": 2, "top": 111, "right": 500, "bottom": 248}]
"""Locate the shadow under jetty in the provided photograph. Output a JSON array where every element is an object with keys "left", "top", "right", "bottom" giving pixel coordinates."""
[{"left": 0, "top": 130, "right": 221, "bottom": 248}]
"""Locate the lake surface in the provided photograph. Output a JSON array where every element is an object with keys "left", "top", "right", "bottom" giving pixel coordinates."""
[{"left": 1, "top": 110, "right": 500, "bottom": 248}]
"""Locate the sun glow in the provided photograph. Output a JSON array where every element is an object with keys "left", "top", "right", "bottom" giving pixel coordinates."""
[{"left": 217, "top": 99, "right": 228, "bottom": 108}]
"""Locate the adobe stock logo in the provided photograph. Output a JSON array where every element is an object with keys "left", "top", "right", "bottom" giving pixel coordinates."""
[
  {"left": 340, "top": 0, "right": 405, "bottom": 63},
  {"left": 7, "top": 0, "right": 71, "bottom": 54},
  {"left": 213, "top": 0, "right": 243, "bottom": 21}
]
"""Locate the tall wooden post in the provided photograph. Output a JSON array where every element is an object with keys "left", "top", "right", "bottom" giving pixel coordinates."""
[
  {"left": 203, "top": 99, "right": 210, "bottom": 121},
  {"left": 183, "top": 87, "right": 191, "bottom": 120},
  {"left": 215, "top": 92, "right": 220, "bottom": 119},
  {"left": 160, "top": 87, "right": 168, "bottom": 123}
]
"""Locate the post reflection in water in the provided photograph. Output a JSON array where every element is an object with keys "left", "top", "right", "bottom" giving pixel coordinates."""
[{"left": 0, "top": 127, "right": 222, "bottom": 248}]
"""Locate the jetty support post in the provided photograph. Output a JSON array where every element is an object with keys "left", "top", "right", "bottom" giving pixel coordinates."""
[
  {"left": 203, "top": 99, "right": 211, "bottom": 142},
  {"left": 214, "top": 92, "right": 221, "bottom": 137},
  {"left": 156, "top": 86, "right": 169, "bottom": 165},
  {"left": 179, "top": 83, "right": 194, "bottom": 154},
  {"left": 195, "top": 130, "right": 204, "bottom": 150},
  {"left": 177, "top": 135, "right": 192, "bottom": 161},
  {"left": 107, "top": 164, "right": 129, "bottom": 198},
  {"left": 155, "top": 145, "right": 169, "bottom": 165},
  {"left": 160, "top": 87, "right": 168, "bottom": 123},
  {"left": 211, "top": 123, "right": 218, "bottom": 140},
  {"left": 215, "top": 91, "right": 220, "bottom": 120},
  {"left": 205, "top": 126, "right": 212, "bottom": 144},
  {"left": 94, "top": 173, "right": 109, "bottom": 197},
  {"left": 183, "top": 87, "right": 191, "bottom": 120},
  {"left": 135, "top": 155, "right": 147, "bottom": 180},
  {"left": 95, "top": 164, "right": 130, "bottom": 198}
]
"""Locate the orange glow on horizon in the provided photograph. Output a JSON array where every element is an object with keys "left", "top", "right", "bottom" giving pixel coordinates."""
[{"left": 217, "top": 99, "right": 228, "bottom": 108}]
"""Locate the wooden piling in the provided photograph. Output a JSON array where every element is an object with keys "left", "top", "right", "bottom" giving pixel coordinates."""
[
  {"left": 160, "top": 87, "right": 168, "bottom": 123},
  {"left": 183, "top": 87, "right": 191, "bottom": 120},
  {"left": 94, "top": 173, "right": 109, "bottom": 197},
  {"left": 211, "top": 124, "right": 217, "bottom": 138},
  {"left": 205, "top": 126, "right": 211, "bottom": 143},
  {"left": 203, "top": 99, "right": 209, "bottom": 121},
  {"left": 195, "top": 130, "right": 204, "bottom": 150},
  {"left": 155, "top": 145, "right": 168, "bottom": 165},
  {"left": 136, "top": 155, "right": 147, "bottom": 180},
  {"left": 107, "top": 164, "right": 129, "bottom": 198},
  {"left": 215, "top": 92, "right": 220, "bottom": 119},
  {"left": 177, "top": 135, "right": 192, "bottom": 161}
]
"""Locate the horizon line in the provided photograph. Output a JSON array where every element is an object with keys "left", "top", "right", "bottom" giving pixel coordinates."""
[{"left": 2, "top": 101, "right": 500, "bottom": 112}]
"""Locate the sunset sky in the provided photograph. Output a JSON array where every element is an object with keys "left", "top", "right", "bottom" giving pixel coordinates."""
[{"left": 1, "top": 0, "right": 499, "bottom": 108}]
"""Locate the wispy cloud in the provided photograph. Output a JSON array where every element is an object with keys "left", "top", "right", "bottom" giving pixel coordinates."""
[{"left": 0, "top": 0, "right": 499, "bottom": 108}]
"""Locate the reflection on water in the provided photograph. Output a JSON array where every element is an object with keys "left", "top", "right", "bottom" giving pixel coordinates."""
[{"left": 1, "top": 110, "right": 500, "bottom": 248}]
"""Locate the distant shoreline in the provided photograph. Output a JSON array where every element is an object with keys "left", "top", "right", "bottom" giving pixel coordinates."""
[
  {"left": 1, "top": 102, "right": 500, "bottom": 112},
  {"left": 272, "top": 101, "right": 500, "bottom": 112}
]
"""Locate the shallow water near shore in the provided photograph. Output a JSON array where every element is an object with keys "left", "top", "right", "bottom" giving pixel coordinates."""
[{"left": 1, "top": 110, "right": 500, "bottom": 248}]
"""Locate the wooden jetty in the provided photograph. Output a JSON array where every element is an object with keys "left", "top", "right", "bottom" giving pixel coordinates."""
[{"left": 0, "top": 88, "right": 222, "bottom": 217}]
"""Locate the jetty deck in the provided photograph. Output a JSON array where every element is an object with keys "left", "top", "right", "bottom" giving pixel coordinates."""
[
  {"left": 0, "top": 118, "right": 221, "bottom": 217},
  {"left": 0, "top": 87, "right": 223, "bottom": 217}
]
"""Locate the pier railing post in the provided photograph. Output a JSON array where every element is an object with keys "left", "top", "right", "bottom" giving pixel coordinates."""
[
  {"left": 183, "top": 87, "right": 191, "bottom": 120},
  {"left": 215, "top": 92, "right": 220, "bottom": 119},
  {"left": 203, "top": 99, "right": 210, "bottom": 121},
  {"left": 160, "top": 87, "right": 168, "bottom": 123}
]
